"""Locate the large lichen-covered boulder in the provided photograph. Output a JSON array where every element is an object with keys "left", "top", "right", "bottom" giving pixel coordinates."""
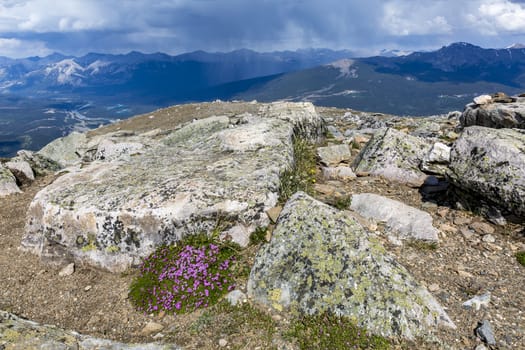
[
  {"left": 0, "top": 164, "right": 21, "bottom": 196},
  {"left": 350, "top": 193, "right": 439, "bottom": 243},
  {"left": 448, "top": 126, "right": 525, "bottom": 217},
  {"left": 352, "top": 128, "right": 432, "bottom": 187},
  {"left": 37, "top": 131, "right": 87, "bottom": 167},
  {"left": 248, "top": 192, "right": 455, "bottom": 340},
  {"left": 0, "top": 310, "right": 180, "bottom": 349},
  {"left": 460, "top": 97, "right": 525, "bottom": 129},
  {"left": 21, "top": 102, "right": 324, "bottom": 272}
]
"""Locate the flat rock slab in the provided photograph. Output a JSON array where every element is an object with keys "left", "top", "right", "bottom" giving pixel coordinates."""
[
  {"left": 350, "top": 193, "right": 439, "bottom": 242},
  {"left": 448, "top": 126, "right": 525, "bottom": 218},
  {"left": 248, "top": 192, "right": 455, "bottom": 340},
  {"left": 460, "top": 97, "right": 525, "bottom": 129},
  {"left": 21, "top": 102, "right": 324, "bottom": 272},
  {"left": 0, "top": 310, "right": 180, "bottom": 349},
  {"left": 352, "top": 128, "right": 432, "bottom": 187},
  {"left": 316, "top": 144, "right": 351, "bottom": 165}
]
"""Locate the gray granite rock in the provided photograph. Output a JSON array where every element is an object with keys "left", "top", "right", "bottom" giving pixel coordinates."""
[
  {"left": 321, "top": 166, "right": 356, "bottom": 180},
  {"left": 4, "top": 160, "right": 35, "bottom": 185},
  {"left": 420, "top": 142, "right": 451, "bottom": 176},
  {"left": 226, "top": 290, "right": 247, "bottom": 306},
  {"left": 21, "top": 102, "right": 324, "bottom": 272},
  {"left": 0, "top": 163, "right": 21, "bottom": 196},
  {"left": 248, "top": 192, "right": 455, "bottom": 340},
  {"left": 475, "top": 320, "right": 496, "bottom": 346},
  {"left": 0, "top": 310, "right": 180, "bottom": 349},
  {"left": 352, "top": 128, "right": 432, "bottom": 187},
  {"left": 37, "top": 131, "right": 87, "bottom": 167},
  {"left": 316, "top": 144, "right": 351, "bottom": 166},
  {"left": 94, "top": 139, "right": 146, "bottom": 162},
  {"left": 460, "top": 97, "right": 525, "bottom": 129},
  {"left": 448, "top": 126, "right": 525, "bottom": 218},
  {"left": 13, "top": 150, "right": 61, "bottom": 176},
  {"left": 350, "top": 193, "right": 439, "bottom": 243}
]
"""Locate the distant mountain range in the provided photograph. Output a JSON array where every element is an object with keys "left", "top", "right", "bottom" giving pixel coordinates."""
[
  {"left": 233, "top": 42, "right": 525, "bottom": 115},
  {"left": 0, "top": 48, "right": 354, "bottom": 156},
  {"left": 0, "top": 48, "right": 355, "bottom": 101},
  {"left": 1, "top": 42, "right": 525, "bottom": 157}
]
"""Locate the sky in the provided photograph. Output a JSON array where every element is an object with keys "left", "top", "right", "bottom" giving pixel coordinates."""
[{"left": 1, "top": 0, "right": 525, "bottom": 58}]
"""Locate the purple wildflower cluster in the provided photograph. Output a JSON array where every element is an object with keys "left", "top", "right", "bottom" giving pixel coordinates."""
[{"left": 133, "top": 243, "right": 236, "bottom": 314}]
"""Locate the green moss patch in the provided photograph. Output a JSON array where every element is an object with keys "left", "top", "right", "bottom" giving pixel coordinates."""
[
  {"left": 516, "top": 251, "right": 525, "bottom": 266},
  {"left": 287, "top": 313, "right": 391, "bottom": 350}
]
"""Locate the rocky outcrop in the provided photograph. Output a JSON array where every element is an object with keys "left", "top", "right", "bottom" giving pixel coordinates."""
[
  {"left": 352, "top": 128, "right": 432, "bottom": 187},
  {"left": 21, "top": 102, "right": 324, "bottom": 272},
  {"left": 460, "top": 95, "right": 525, "bottom": 129},
  {"left": 37, "top": 131, "right": 87, "bottom": 167},
  {"left": 350, "top": 193, "right": 439, "bottom": 243},
  {"left": 5, "top": 160, "right": 35, "bottom": 185},
  {"left": 12, "top": 150, "right": 61, "bottom": 176},
  {"left": 248, "top": 192, "right": 455, "bottom": 340},
  {"left": 420, "top": 142, "right": 451, "bottom": 176},
  {"left": 448, "top": 126, "right": 525, "bottom": 217},
  {"left": 0, "top": 163, "right": 21, "bottom": 196},
  {"left": 0, "top": 311, "right": 180, "bottom": 350}
]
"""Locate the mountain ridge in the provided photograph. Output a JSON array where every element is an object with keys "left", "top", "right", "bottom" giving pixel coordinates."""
[{"left": 2, "top": 42, "right": 525, "bottom": 157}]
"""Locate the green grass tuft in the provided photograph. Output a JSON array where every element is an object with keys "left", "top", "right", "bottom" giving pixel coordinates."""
[
  {"left": 332, "top": 196, "right": 352, "bottom": 210},
  {"left": 250, "top": 226, "right": 268, "bottom": 246},
  {"left": 287, "top": 312, "right": 391, "bottom": 350},
  {"left": 407, "top": 240, "right": 438, "bottom": 251},
  {"left": 279, "top": 137, "right": 318, "bottom": 203},
  {"left": 516, "top": 251, "right": 525, "bottom": 267}
]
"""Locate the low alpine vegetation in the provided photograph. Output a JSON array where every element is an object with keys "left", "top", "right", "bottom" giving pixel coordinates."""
[
  {"left": 516, "top": 251, "right": 525, "bottom": 267},
  {"left": 279, "top": 137, "right": 318, "bottom": 203},
  {"left": 287, "top": 312, "right": 391, "bottom": 349},
  {"left": 129, "top": 234, "right": 238, "bottom": 314}
]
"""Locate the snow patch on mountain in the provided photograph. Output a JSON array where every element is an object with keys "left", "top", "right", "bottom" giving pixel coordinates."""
[
  {"left": 86, "top": 60, "right": 110, "bottom": 74},
  {"left": 327, "top": 59, "right": 358, "bottom": 78},
  {"left": 507, "top": 43, "right": 525, "bottom": 49},
  {"left": 379, "top": 49, "right": 413, "bottom": 57},
  {"left": 44, "top": 59, "right": 86, "bottom": 85}
]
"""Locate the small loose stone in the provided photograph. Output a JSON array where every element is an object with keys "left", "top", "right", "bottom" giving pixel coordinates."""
[
  {"left": 482, "top": 234, "right": 496, "bottom": 243},
  {"left": 460, "top": 228, "right": 475, "bottom": 240},
  {"left": 140, "top": 321, "right": 164, "bottom": 336},
  {"left": 454, "top": 216, "right": 471, "bottom": 226},
  {"left": 463, "top": 292, "right": 491, "bottom": 311},
  {"left": 471, "top": 222, "right": 495, "bottom": 235},
  {"left": 428, "top": 284, "right": 440, "bottom": 292},
  {"left": 475, "top": 320, "right": 496, "bottom": 345},
  {"left": 218, "top": 338, "right": 228, "bottom": 347},
  {"left": 58, "top": 263, "right": 75, "bottom": 277}
]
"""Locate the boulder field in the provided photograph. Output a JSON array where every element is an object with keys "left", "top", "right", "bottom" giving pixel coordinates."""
[{"left": 0, "top": 96, "right": 524, "bottom": 348}]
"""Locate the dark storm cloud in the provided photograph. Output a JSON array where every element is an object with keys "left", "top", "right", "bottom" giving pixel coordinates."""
[{"left": 0, "top": 0, "right": 525, "bottom": 57}]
